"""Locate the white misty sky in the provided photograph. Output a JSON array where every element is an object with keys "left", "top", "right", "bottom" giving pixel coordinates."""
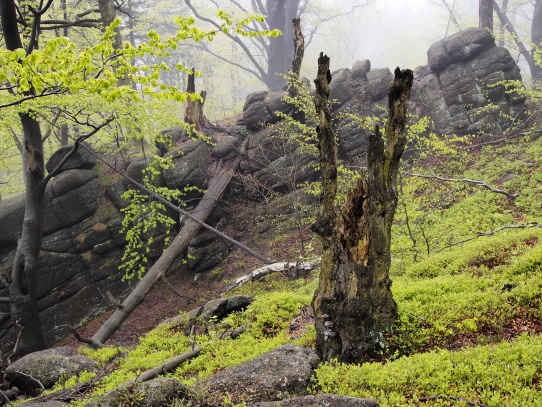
[{"left": 313, "top": 0, "right": 479, "bottom": 71}]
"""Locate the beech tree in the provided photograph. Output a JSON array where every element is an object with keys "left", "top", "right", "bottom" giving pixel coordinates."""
[
  {"left": 479, "top": 0, "right": 494, "bottom": 31},
  {"left": 311, "top": 53, "right": 413, "bottom": 362},
  {"left": 0, "top": 0, "right": 269, "bottom": 357}
]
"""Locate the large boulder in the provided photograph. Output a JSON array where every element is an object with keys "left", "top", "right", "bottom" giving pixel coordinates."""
[
  {"left": 82, "top": 378, "right": 189, "bottom": 407},
  {"left": 5, "top": 347, "right": 96, "bottom": 393},
  {"left": 162, "top": 295, "right": 254, "bottom": 328},
  {"left": 163, "top": 139, "right": 210, "bottom": 195},
  {"left": 196, "top": 345, "right": 319, "bottom": 406},
  {"left": 45, "top": 142, "right": 96, "bottom": 175}
]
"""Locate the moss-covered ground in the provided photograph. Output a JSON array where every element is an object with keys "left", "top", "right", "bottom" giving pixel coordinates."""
[{"left": 23, "top": 126, "right": 542, "bottom": 406}]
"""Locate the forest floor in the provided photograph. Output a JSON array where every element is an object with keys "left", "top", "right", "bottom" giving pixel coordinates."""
[{"left": 58, "top": 196, "right": 301, "bottom": 348}]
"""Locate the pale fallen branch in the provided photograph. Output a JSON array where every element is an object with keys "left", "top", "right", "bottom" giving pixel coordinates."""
[
  {"left": 404, "top": 171, "right": 519, "bottom": 200},
  {"left": 224, "top": 259, "right": 321, "bottom": 293},
  {"left": 127, "top": 346, "right": 201, "bottom": 384},
  {"left": 437, "top": 223, "right": 542, "bottom": 253}
]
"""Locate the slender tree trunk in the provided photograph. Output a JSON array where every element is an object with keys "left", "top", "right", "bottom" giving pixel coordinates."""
[
  {"left": 1, "top": 0, "right": 46, "bottom": 356},
  {"left": 311, "top": 52, "right": 413, "bottom": 363},
  {"left": 266, "top": 0, "right": 300, "bottom": 91},
  {"left": 479, "top": 0, "right": 494, "bottom": 31},
  {"left": 497, "top": 0, "right": 509, "bottom": 47},
  {"left": 289, "top": 18, "right": 305, "bottom": 97}
]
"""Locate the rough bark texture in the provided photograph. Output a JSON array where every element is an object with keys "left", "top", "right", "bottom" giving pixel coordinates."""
[
  {"left": 289, "top": 18, "right": 305, "bottom": 97},
  {"left": 479, "top": 0, "right": 494, "bottom": 31},
  {"left": 1, "top": 0, "right": 46, "bottom": 356},
  {"left": 311, "top": 52, "right": 414, "bottom": 363},
  {"left": 184, "top": 69, "right": 208, "bottom": 131}
]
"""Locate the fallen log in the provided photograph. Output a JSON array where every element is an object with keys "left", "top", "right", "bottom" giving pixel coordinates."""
[
  {"left": 90, "top": 139, "right": 254, "bottom": 346},
  {"left": 224, "top": 259, "right": 321, "bottom": 293}
]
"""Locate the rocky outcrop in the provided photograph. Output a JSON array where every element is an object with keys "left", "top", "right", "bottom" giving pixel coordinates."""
[
  {"left": 5, "top": 347, "right": 96, "bottom": 393},
  {"left": 196, "top": 344, "right": 319, "bottom": 406},
  {"left": 242, "top": 28, "right": 525, "bottom": 188},
  {"left": 0, "top": 132, "right": 242, "bottom": 354},
  {"left": 415, "top": 27, "right": 524, "bottom": 135}
]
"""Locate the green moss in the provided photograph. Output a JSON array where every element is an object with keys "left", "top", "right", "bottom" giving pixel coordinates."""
[{"left": 313, "top": 334, "right": 542, "bottom": 407}]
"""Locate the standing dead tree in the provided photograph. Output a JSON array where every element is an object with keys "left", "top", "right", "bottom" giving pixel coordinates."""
[
  {"left": 311, "top": 52, "right": 414, "bottom": 363},
  {"left": 184, "top": 69, "right": 209, "bottom": 132}
]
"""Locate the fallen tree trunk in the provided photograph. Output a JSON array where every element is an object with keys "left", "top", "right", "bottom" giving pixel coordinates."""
[
  {"left": 224, "top": 259, "right": 320, "bottom": 293},
  {"left": 90, "top": 141, "right": 250, "bottom": 346}
]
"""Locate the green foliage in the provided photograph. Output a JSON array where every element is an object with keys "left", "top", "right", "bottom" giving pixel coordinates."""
[{"left": 313, "top": 333, "right": 542, "bottom": 407}]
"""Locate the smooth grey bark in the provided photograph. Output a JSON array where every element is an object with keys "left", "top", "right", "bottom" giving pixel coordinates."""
[
  {"left": 479, "top": 0, "right": 494, "bottom": 31},
  {"left": 1, "top": 0, "right": 46, "bottom": 356},
  {"left": 266, "top": 0, "right": 300, "bottom": 90}
]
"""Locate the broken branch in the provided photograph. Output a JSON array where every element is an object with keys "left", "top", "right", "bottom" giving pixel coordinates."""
[{"left": 404, "top": 171, "right": 519, "bottom": 200}]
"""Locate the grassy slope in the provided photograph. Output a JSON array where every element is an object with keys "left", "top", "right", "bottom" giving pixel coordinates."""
[{"left": 36, "top": 131, "right": 542, "bottom": 406}]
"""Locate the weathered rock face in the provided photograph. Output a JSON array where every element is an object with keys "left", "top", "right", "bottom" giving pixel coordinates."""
[
  {"left": 242, "top": 28, "right": 525, "bottom": 188},
  {"left": 0, "top": 150, "right": 134, "bottom": 353},
  {"left": 415, "top": 27, "right": 524, "bottom": 135},
  {"left": 196, "top": 344, "right": 319, "bottom": 406},
  {"left": 0, "top": 136, "right": 233, "bottom": 354}
]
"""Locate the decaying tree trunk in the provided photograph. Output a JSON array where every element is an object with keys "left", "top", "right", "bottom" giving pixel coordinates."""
[
  {"left": 288, "top": 18, "right": 305, "bottom": 98},
  {"left": 184, "top": 69, "right": 209, "bottom": 131},
  {"left": 311, "top": 52, "right": 414, "bottom": 363}
]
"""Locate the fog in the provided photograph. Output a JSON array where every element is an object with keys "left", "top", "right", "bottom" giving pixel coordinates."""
[{"left": 308, "top": 0, "right": 479, "bottom": 72}]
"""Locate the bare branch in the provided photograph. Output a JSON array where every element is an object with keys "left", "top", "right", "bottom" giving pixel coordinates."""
[
  {"left": 0, "top": 298, "right": 10, "bottom": 303},
  {"left": 64, "top": 324, "right": 105, "bottom": 348},
  {"left": 437, "top": 223, "right": 542, "bottom": 253},
  {"left": 161, "top": 276, "right": 196, "bottom": 303},
  {"left": 11, "top": 370, "right": 44, "bottom": 395},
  {"left": 0, "top": 88, "right": 68, "bottom": 109},
  {"left": 494, "top": 1, "right": 535, "bottom": 73},
  {"left": 404, "top": 171, "right": 519, "bottom": 200},
  {"left": 106, "top": 290, "right": 124, "bottom": 309},
  {"left": 40, "top": 19, "right": 99, "bottom": 29},
  {"left": 43, "top": 116, "right": 114, "bottom": 185},
  {"left": 194, "top": 43, "right": 265, "bottom": 83},
  {"left": 183, "top": 0, "right": 268, "bottom": 84}
]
